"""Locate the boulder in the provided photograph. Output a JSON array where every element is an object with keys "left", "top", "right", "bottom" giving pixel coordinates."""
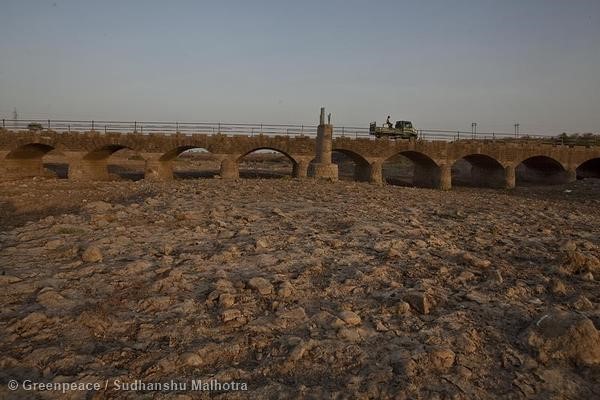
[{"left": 522, "top": 311, "right": 600, "bottom": 366}]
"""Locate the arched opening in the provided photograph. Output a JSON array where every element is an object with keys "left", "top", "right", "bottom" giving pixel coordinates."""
[
  {"left": 165, "top": 147, "right": 218, "bottom": 179},
  {"left": 308, "top": 149, "right": 370, "bottom": 181},
  {"left": 84, "top": 145, "right": 145, "bottom": 181},
  {"left": 333, "top": 149, "right": 370, "bottom": 181},
  {"left": 42, "top": 148, "right": 69, "bottom": 179},
  {"left": 5, "top": 143, "right": 67, "bottom": 179},
  {"left": 6, "top": 143, "right": 55, "bottom": 159},
  {"left": 238, "top": 148, "right": 295, "bottom": 179},
  {"left": 383, "top": 151, "right": 440, "bottom": 188},
  {"left": 576, "top": 158, "right": 600, "bottom": 180},
  {"left": 451, "top": 154, "right": 505, "bottom": 188},
  {"left": 516, "top": 156, "right": 567, "bottom": 186}
]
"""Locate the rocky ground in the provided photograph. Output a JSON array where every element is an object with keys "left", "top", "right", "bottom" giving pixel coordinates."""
[{"left": 0, "top": 177, "right": 599, "bottom": 399}]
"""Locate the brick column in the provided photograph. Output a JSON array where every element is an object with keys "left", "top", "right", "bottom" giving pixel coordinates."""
[
  {"left": 504, "top": 165, "right": 516, "bottom": 189},
  {"left": 144, "top": 159, "right": 173, "bottom": 181},
  {"left": 369, "top": 160, "right": 383, "bottom": 184},
  {"left": 438, "top": 164, "right": 452, "bottom": 190},
  {"left": 220, "top": 157, "right": 239, "bottom": 179},
  {"left": 293, "top": 158, "right": 310, "bottom": 179},
  {"left": 566, "top": 167, "right": 577, "bottom": 183}
]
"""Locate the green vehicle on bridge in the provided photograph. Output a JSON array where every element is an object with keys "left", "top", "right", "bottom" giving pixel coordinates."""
[{"left": 369, "top": 120, "right": 418, "bottom": 139}]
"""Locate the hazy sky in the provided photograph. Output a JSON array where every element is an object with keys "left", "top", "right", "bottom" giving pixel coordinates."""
[{"left": 1, "top": 0, "right": 599, "bottom": 133}]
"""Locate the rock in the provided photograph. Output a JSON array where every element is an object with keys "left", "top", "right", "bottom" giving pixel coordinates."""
[
  {"left": 82, "top": 246, "right": 102, "bottom": 263},
  {"left": 0, "top": 275, "right": 22, "bottom": 284},
  {"left": 389, "top": 351, "right": 418, "bottom": 377},
  {"left": 84, "top": 201, "right": 113, "bottom": 213},
  {"left": 279, "top": 307, "right": 307, "bottom": 321},
  {"left": 248, "top": 277, "right": 273, "bottom": 295},
  {"left": 288, "top": 340, "right": 312, "bottom": 362},
  {"left": 219, "top": 293, "right": 236, "bottom": 308},
  {"left": 45, "top": 239, "right": 65, "bottom": 250},
  {"left": 121, "top": 260, "right": 153, "bottom": 275},
  {"left": 549, "top": 279, "right": 567, "bottom": 296},
  {"left": 461, "top": 252, "right": 491, "bottom": 269},
  {"left": 181, "top": 352, "right": 203, "bottom": 367},
  {"left": 581, "top": 272, "right": 594, "bottom": 281},
  {"left": 396, "top": 301, "right": 411, "bottom": 315},
  {"left": 572, "top": 295, "right": 594, "bottom": 311},
  {"left": 255, "top": 238, "right": 270, "bottom": 251},
  {"left": 36, "top": 289, "right": 67, "bottom": 308},
  {"left": 339, "top": 310, "right": 361, "bottom": 326},
  {"left": 404, "top": 291, "right": 432, "bottom": 315},
  {"left": 428, "top": 347, "right": 456, "bottom": 372},
  {"left": 337, "top": 327, "right": 361, "bottom": 342},
  {"left": 458, "top": 271, "right": 476, "bottom": 282},
  {"left": 221, "top": 308, "right": 242, "bottom": 322},
  {"left": 522, "top": 311, "right": 600, "bottom": 366},
  {"left": 277, "top": 281, "right": 293, "bottom": 298},
  {"left": 375, "top": 320, "right": 388, "bottom": 332}
]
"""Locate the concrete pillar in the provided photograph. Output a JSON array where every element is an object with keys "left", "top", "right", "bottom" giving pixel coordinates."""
[
  {"left": 144, "top": 159, "right": 173, "bottom": 181},
  {"left": 292, "top": 159, "right": 310, "bottom": 179},
  {"left": 312, "top": 108, "right": 338, "bottom": 181},
  {"left": 504, "top": 165, "right": 516, "bottom": 189},
  {"left": 220, "top": 157, "right": 239, "bottom": 179},
  {"left": 369, "top": 160, "right": 383, "bottom": 184},
  {"left": 438, "top": 164, "right": 452, "bottom": 190}
]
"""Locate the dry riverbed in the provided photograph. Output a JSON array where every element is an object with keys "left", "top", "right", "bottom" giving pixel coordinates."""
[{"left": 1, "top": 178, "right": 599, "bottom": 399}]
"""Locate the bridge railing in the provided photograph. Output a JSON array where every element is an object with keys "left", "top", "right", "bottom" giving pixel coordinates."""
[
  {"left": 0, "top": 119, "right": 327, "bottom": 137},
  {"left": 1, "top": 119, "right": 596, "bottom": 145}
]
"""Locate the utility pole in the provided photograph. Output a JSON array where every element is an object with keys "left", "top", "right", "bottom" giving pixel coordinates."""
[
  {"left": 471, "top": 122, "right": 477, "bottom": 139},
  {"left": 12, "top": 108, "right": 18, "bottom": 121},
  {"left": 514, "top": 123, "right": 520, "bottom": 138}
]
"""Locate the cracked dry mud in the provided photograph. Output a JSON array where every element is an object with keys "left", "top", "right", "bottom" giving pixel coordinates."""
[{"left": 1, "top": 178, "right": 599, "bottom": 399}]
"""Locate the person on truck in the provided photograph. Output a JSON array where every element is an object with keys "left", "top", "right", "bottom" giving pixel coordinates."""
[{"left": 386, "top": 116, "right": 392, "bottom": 128}]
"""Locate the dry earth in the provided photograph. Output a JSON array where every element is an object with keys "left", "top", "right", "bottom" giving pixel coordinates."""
[{"left": 1, "top": 176, "right": 599, "bottom": 399}]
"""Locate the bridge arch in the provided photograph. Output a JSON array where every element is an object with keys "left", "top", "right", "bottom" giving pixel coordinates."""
[
  {"left": 576, "top": 157, "right": 600, "bottom": 180},
  {"left": 451, "top": 153, "right": 505, "bottom": 188},
  {"left": 237, "top": 147, "right": 298, "bottom": 179},
  {"left": 515, "top": 155, "right": 568, "bottom": 186},
  {"left": 5, "top": 143, "right": 56, "bottom": 159},
  {"left": 159, "top": 146, "right": 216, "bottom": 179},
  {"left": 78, "top": 144, "right": 146, "bottom": 181},
  {"left": 159, "top": 145, "right": 212, "bottom": 162},
  {"left": 329, "top": 148, "right": 371, "bottom": 182},
  {"left": 4, "top": 143, "right": 69, "bottom": 179},
  {"left": 383, "top": 150, "right": 441, "bottom": 188}
]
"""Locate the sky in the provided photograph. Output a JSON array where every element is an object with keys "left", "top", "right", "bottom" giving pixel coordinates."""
[{"left": 1, "top": 0, "right": 599, "bottom": 134}]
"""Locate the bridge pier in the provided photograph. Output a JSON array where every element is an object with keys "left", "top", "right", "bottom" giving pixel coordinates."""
[
  {"left": 504, "top": 165, "right": 516, "bottom": 189},
  {"left": 1, "top": 158, "right": 46, "bottom": 180},
  {"left": 144, "top": 158, "right": 173, "bottom": 181},
  {"left": 68, "top": 158, "right": 110, "bottom": 181},
  {"left": 220, "top": 157, "right": 239, "bottom": 179},
  {"left": 439, "top": 165, "right": 452, "bottom": 190},
  {"left": 566, "top": 167, "right": 577, "bottom": 183},
  {"left": 368, "top": 160, "right": 383, "bottom": 184},
  {"left": 292, "top": 158, "right": 310, "bottom": 179}
]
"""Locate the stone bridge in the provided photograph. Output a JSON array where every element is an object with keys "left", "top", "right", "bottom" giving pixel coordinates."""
[{"left": 1, "top": 128, "right": 599, "bottom": 190}]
